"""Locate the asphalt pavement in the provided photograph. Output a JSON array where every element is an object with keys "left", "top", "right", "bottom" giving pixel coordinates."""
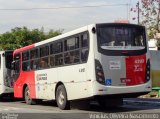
[{"left": 0, "top": 98, "right": 160, "bottom": 119}]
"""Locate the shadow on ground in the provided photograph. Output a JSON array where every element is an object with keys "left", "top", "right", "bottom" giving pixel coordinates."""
[
  {"left": 1, "top": 96, "right": 160, "bottom": 113},
  {"left": 19, "top": 99, "right": 160, "bottom": 113}
]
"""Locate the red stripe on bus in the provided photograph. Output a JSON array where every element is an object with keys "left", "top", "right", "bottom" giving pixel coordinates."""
[
  {"left": 125, "top": 55, "right": 146, "bottom": 86},
  {"left": 14, "top": 44, "right": 35, "bottom": 54},
  {"left": 14, "top": 71, "right": 36, "bottom": 98}
]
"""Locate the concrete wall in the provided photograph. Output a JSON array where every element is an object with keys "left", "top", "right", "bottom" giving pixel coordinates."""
[
  {"left": 148, "top": 39, "right": 158, "bottom": 50},
  {"left": 150, "top": 50, "right": 160, "bottom": 87}
]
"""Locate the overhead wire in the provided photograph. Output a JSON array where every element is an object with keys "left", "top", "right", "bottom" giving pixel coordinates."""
[{"left": 0, "top": 3, "right": 129, "bottom": 11}]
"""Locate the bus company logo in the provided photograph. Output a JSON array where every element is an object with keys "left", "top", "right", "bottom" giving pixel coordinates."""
[
  {"left": 36, "top": 74, "right": 39, "bottom": 81},
  {"left": 109, "top": 61, "right": 121, "bottom": 70},
  {"left": 36, "top": 73, "right": 47, "bottom": 81}
]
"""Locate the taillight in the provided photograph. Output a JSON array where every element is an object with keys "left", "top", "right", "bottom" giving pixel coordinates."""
[
  {"left": 145, "top": 59, "right": 150, "bottom": 82},
  {"left": 95, "top": 59, "right": 105, "bottom": 85}
]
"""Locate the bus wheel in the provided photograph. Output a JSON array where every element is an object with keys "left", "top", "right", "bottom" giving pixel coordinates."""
[
  {"left": 24, "top": 86, "right": 36, "bottom": 105},
  {"left": 56, "top": 85, "right": 70, "bottom": 110}
]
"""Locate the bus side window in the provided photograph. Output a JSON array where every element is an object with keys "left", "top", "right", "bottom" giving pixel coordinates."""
[
  {"left": 30, "top": 48, "right": 39, "bottom": 70},
  {"left": 64, "top": 37, "right": 79, "bottom": 51},
  {"left": 50, "top": 42, "right": 63, "bottom": 54},
  {"left": 30, "top": 49, "right": 39, "bottom": 59},
  {"left": 64, "top": 50, "right": 80, "bottom": 64},
  {"left": 40, "top": 46, "right": 49, "bottom": 57},
  {"left": 81, "top": 49, "right": 88, "bottom": 62},
  {"left": 50, "top": 56, "right": 55, "bottom": 67},
  {"left": 39, "top": 46, "right": 49, "bottom": 69},
  {"left": 39, "top": 58, "right": 49, "bottom": 69},
  {"left": 81, "top": 33, "right": 89, "bottom": 62},
  {"left": 50, "top": 41, "right": 63, "bottom": 67},
  {"left": 55, "top": 54, "right": 63, "bottom": 66},
  {"left": 14, "top": 53, "right": 21, "bottom": 76},
  {"left": 30, "top": 59, "right": 39, "bottom": 70},
  {"left": 22, "top": 51, "right": 30, "bottom": 71},
  {"left": 64, "top": 36, "right": 80, "bottom": 65},
  {"left": 15, "top": 61, "right": 20, "bottom": 74},
  {"left": 64, "top": 52, "right": 70, "bottom": 64},
  {"left": 81, "top": 33, "right": 88, "bottom": 47},
  {"left": 22, "top": 61, "right": 30, "bottom": 71}
]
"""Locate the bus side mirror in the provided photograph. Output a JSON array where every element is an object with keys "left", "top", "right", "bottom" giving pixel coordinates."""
[{"left": 11, "top": 61, "right": 15, "bottom": 70}]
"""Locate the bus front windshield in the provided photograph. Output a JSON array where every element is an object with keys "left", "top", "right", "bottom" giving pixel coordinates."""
[{"left": 97, "top": 24, "right": 146, "bottom": 50}]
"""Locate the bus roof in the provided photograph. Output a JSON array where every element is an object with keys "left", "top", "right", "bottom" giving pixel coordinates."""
[
  {"left": 13, "top": 24, "right": 91, "bottom": 54},
  {"left": 14, "top": 44, "right": 35, "bottom": 54},
  {"left": 13, "top": 22, "right": 142, "bottom": 54},
  {"left": 35, "top": 25, "right": 90, "bottom": 47}
]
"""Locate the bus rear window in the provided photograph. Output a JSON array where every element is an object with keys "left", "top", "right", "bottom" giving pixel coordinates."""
[{"left": 97, "top": 25, "right": 146, "bottom": 49}]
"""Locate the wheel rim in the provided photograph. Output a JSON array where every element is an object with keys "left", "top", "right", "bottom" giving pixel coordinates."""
[
  {"left": 58, "top": 91, "right": 65, "bottom": 105},
  {"left": 25, "top": 89, "right": 31, "bottom": 102}
]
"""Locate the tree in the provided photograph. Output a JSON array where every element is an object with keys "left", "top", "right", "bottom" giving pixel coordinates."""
[
  {"left": 140, "top": 0, "right": 160, "bottom": 38},
  {"left": 139, "top": 0, "right": 160, "bottom": 49},
  {"left": 0, "top": 27, "right": 62, "bottom": 50}
]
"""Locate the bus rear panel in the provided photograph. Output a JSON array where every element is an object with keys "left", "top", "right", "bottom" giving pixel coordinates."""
[
  {"left": 93, "top": 23, "right": 151, "bottom": 97},
  {"left": 0, "top": 51, "right": 13, "bottom": 96}
]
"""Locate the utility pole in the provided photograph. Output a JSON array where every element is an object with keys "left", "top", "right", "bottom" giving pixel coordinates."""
[
  {"left": 137, "top": 1, "right": 140, "bottom": 24},
  {"left": 157, "top": 1, "right": 160, "bottom": 32}
]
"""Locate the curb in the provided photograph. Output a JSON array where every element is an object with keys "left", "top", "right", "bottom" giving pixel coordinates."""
[{"left": 123, "top": 98, "right": 160, "bottom": 106}]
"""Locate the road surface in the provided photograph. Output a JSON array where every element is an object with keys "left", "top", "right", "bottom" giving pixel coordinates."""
[{"left": 0, "top": 98, "right": 160, "bottom": 119}]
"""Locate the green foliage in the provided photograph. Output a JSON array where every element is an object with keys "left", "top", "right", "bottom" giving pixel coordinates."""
[
  {"left": 148, "top": 90, "right": 158, "bottom": 97},
  {"left": 140, "top": 0, "right": 160, "bottom": 39},
  {"left": 141, "top": 0, "right": 160, "bottom": 27},
  {"left": 148, "top": 25, "right": 158, "bottom": 39},
  {"left": 0, "top": 27, "right": 62, "bottom": 50}
]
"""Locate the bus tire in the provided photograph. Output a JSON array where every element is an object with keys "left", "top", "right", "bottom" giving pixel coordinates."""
[
  {"left": 24, "top": 86, "right": 36, "bottom": 105},
  {"left": 56, "top": 85, "right": 70, "bottom": 110}
]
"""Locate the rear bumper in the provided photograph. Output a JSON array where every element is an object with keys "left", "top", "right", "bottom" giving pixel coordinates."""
[
  {"left": 93, "top": 92, "right": 149, "bottom": 98},
  {"left": 92, "top": 80, "right": 151, "bottom": 98},
  {"left": 0, "top": 86, "right": 13, "bottom": 95}
]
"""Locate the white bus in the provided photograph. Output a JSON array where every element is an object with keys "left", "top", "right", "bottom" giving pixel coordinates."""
[
  {"left": 13, "top": 23, "right": 151, "bottom": 110},
  {"left": 0, "top": 51, "right": 13, "bottom": 99}
]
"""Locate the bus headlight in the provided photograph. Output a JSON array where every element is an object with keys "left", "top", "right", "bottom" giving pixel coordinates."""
[{"left": 95, "top": 59, "right": 105, "bottom": 85}]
